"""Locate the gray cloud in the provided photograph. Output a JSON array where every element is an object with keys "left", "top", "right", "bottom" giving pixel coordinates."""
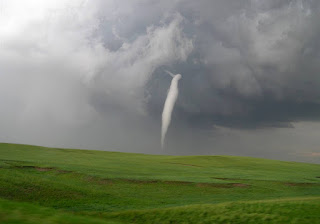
[
  {"left": 144, "top": 0, "right": 320, "bottom": 127},
  {"left": 1, "top": 0, "right": 320, "bottom": 163}
]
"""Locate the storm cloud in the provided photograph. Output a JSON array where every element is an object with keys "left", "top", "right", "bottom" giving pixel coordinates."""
[{"left": 1, "top": 0, "right": 320, "bottom": 162}]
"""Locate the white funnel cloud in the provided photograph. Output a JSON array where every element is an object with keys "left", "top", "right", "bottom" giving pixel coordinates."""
[{"left": 161, "top": 72, "right": 182, "bottom": 149}]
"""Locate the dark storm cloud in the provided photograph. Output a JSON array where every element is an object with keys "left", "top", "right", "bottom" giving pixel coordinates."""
[
  {"left": 139, "top": 0, "right": 320, "bottom": 128},
  {"left": 1, "top": 0, "right": 320, "bottom": 162}
]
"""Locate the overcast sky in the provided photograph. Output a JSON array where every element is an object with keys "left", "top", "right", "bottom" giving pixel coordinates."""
[{"left": 1, "top": 0, "right": 320, "bottom": 163}]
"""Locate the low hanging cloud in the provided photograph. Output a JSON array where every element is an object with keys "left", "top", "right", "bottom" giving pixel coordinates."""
[{"left": 1, "top": 0, "right": 320, "bottom": 162}]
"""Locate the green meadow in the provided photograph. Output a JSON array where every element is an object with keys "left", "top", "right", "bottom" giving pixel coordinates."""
[{"left": 0, "top": 143, "right": 319, "bottom": 223}]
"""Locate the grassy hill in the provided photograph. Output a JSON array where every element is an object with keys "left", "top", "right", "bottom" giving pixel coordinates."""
[{"left": 0, "top": 143, "right": 319, "bottom": 223}]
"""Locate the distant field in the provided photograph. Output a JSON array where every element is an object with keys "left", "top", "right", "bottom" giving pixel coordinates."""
[{"left": 0, "top": 143, "right": 319, "bottom": 223}]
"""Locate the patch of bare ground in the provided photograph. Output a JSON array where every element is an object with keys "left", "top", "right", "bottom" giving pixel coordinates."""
[
  {"left": 122, "top": 179, "right": 159, "bottom": 184},
  {"left": 15, "top": 165, "right": 72, "bottom": 173},
  {"left": 212, "top": 177, "right": 251, "bottom": 181},
  {"left": 15, "top": 165, "right": 41, "bottom": 170},
  {"left": 35, "top": 167, "right": 54, "bottom": 172},
  {"left": 232, "top": 183, "right": 249, "bottom": 188},
  {"left": 105, "top": 178, "right": 251, "bottom": 188}
]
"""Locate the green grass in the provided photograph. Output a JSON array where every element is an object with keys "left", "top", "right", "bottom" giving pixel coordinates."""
[
  {"left": 0, "top": 143, "right": 320, "bottom": 223},
  {"left": 102, "top": 197, "right": 320, "bottom": 224},
  {"left": 0, "top": 198, "right": 119, "bottom": 224}
]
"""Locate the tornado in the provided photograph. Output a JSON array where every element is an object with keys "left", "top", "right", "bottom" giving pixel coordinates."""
[{"left": 161, "top": 71, "right": 182, "bottom": 149}]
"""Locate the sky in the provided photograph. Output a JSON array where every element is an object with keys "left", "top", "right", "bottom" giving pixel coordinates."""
[{"left": 1, "top": 0, "right": 320, "bottom": 163}]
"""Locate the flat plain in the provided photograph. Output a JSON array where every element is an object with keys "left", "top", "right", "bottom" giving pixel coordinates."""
[{"left": 0, "top": 143, "right": 319, "bottom": 223}]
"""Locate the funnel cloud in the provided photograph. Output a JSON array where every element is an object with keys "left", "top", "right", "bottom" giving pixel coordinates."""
[{"left": 161, "top": 72, "right": 182, "bottom": 149}]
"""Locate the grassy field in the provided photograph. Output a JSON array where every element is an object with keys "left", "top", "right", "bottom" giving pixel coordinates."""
[{"left": 0, "top": 143, "right": 319, "bottom": 223}]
